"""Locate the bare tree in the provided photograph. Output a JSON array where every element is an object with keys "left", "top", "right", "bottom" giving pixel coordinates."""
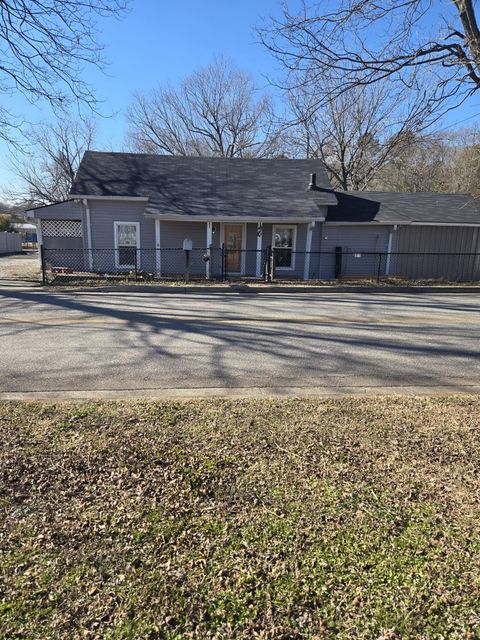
[
  {"left": 127, "top": 57, "right": 284, "bottom": 158},
  {"left": 365, "top": 127, "right": 480, "bottom": 194},
  {"left": 286, "top": 73, "right": 434, "bottom": 190},
  {"left": 8, "top": 117, "right": 96, "bottom": 206},
  {"left": 442, "top": 128, "right": 480, "bottom": 195},
  {"left": 371, "top": 132, "right": 452, "bottom": 192},
  {"left": 259, "top": 1, "right": 480, "bottom": 115},
  {"left": 0, "top": 0, "right": 127, "bottom": 144}
]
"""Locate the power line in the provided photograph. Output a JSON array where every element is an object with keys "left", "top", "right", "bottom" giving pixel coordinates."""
[{"left": 432, "top": 110, "right": 480, "bottom": 135}]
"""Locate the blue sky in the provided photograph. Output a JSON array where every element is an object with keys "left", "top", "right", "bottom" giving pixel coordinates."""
[
  {"left": 86, "top": 0, "right": 284, "bottom": 142},
  {"left": 0, "top": 0, "right": 285, "bottom": 192},
  {"left": 1, "top": 0, "right": 480, "bottom": 195}
]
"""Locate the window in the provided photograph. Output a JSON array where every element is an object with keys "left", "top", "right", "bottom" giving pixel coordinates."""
[
  {"left": 273, "top": 225, "right": 296, "bottom": 270},
  {"left": 114, "top": 222, "right": 140, "bottom": 268}
]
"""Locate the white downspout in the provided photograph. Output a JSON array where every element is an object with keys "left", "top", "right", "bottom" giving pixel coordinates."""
[
  {"left": 206, "top": 221, "right": 213, "bottom": 279},
  {"left": 385, "top": 224, "right": 398, "bottom": 276},
  {"left": 82, "top": 198, "right": 93, "bottom": 270},
  {"left": 256, "top": 222, "right": 263, "bottom": 277},
  {"left": 304, "top": 221, "right": 315, "bottom": 280},
  {"left": 35, "top": 219, "right": 43, "bottom": 268},
  {"left": 155, "top": 218, "right": 161, "bottom": 277}
]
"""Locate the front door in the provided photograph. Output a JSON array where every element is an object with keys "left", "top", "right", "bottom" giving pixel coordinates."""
[{"left": 224, "top": 224, "right": 243, "bottom": 273}]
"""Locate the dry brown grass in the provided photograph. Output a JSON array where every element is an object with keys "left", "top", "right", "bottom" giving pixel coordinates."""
[{"left": 1, "top": 397, "right": 480, "bottom": 639}]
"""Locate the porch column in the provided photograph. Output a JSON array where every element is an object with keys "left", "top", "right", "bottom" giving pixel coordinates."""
[
  {"left": 385, "top": 224, "right": 398, "bottom": 276},
  {"left": 206, "top": 221, "right": 213, "bottom": 278},
  {"left": 36, "top": 220, "right": 43, "bottom": 268},
  {"left": 155, "top": 219, "right": 161, "bottom": 276},
  {"left": 256, "top": 222, "right": 263, "bottom": 277},
  {"left": 304, "top": 221, "right": 315, "bottom": 280},
  {"left": 82, "top": 199, "right": 93, "bottom": 271}
]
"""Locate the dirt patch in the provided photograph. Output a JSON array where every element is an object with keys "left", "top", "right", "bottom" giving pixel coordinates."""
[{"left": 0, "top": 252, "right": 41, "bottom": 281}]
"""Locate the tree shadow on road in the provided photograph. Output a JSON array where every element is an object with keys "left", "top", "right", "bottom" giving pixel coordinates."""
[{"left": 0, "top": 288, "right": 479, "bottom": 394}]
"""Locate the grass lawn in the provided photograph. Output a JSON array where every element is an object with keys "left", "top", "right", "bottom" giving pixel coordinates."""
[{"left": 1, "top": 397, "right": 480, "bottom": 639}]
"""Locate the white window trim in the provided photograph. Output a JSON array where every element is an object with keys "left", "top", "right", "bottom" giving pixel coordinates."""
[
  {"left": 114, "top": 221, "right": 140, "bottom": 269},
  {"left": 272, "top": 224, "right": 297, "bottom": 271},
  {"left": 220, "top": 222, "right": 247, "bottom": 275}
]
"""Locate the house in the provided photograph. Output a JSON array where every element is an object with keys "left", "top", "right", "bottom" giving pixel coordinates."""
[{"left": 27, "top": 151, "right": 480, "bottom": 281}]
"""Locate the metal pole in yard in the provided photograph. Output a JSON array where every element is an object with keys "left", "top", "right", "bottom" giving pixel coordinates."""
[
  {"left": 134, "top": 249, "right": 138, "bottom": 281},
  {"left": 377, "top": 253, "right": 382, "bottom": 283},
  {"left": 334, "top": 246, "right": 342, "bottom": 279},
  {"left": 221, "top": 243, "right": 225, "bottom": 281},
  {"left": 185, "top": 249, "right": 190, "bottom": 283}
]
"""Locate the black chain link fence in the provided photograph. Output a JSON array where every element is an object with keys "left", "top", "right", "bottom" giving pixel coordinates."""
[
  {"left": 40, "top": 246, "right": 480, "bottom": 285},
  {"left": 40, "top": 247, "right": 270, "bottom": 284},
  {"left": 269, "top": 250, "right": 480, "bottom": 283}
]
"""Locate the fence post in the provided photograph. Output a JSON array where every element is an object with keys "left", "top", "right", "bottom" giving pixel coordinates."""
[
  {"left": 377, "top": 253, "right": 382, "bottom": 283},
  {"left": 266, "top": 245, "right": 273, "bottom": 282},
  {"left": 206, "top": 244, "right": 212, "bottom": 280},
  {"left": 134, "top": 249, "right": 138, "bottom": 281},
  {"left": 184, "top": 249, "right": 190, "bottom": 283},
  {"left": 221, "top": 243, "right": 225, "bottom": 281},
  {"left": 334, "top": 246, "right": 342, "bottom": 279},
  {"left": 224, "top": 248, "right": 228, "bottom": 281},
  {"left": 40, "top": 245, "right": 47, "bottom": 285}
]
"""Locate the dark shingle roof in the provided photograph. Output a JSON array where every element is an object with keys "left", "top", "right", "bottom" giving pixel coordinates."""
[
  {"left": 327, "top": 191, "right": 480, "bottom": 224},
  {"left": 70, "top": 151, "right": 337, "bottom": 218}
]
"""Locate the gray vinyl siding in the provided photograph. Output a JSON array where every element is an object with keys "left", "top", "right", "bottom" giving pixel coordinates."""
[
  {"left": 306, "top": 223, "right": 324, "bottom": 279},
  {"left": 394, "top": 225, "right": 480, "bottom": 280},
  {"left": 309, "top": 208, "right": 328, "bottom": 279},
  {"left": 160, "top": 221, "right": 207, "bottom": 276},
  {"left": 89, "top": 200, "right": 154, "bottom": 249},
  {"left": 88, "top": 200, "right": 156, "bottom": 273},
  {"left": 320, "top": 225, "right": 392, "bottom": 279},
  {"left": 34, "top": 200, "right": 83, "bottom": 221},
  {"left": 160, "top": 221, "right": 206, "bottom": 249}
]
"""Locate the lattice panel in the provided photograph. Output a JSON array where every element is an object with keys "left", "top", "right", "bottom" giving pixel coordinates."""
[{"left": 41, "top": 219, "right": 83, "bottom": 238}]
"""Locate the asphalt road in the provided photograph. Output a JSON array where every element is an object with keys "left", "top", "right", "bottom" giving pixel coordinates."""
[{"left": 0, "top": 287, "right": 479, "bottom": 398}]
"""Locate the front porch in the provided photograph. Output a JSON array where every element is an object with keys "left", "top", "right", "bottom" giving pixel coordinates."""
[{"left": 155, "top": 219, "right": 322, "bottom": 280}]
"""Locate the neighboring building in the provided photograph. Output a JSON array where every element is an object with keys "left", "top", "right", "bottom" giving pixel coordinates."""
[
  {"left": 12, "top": 222, "right": 37, "bottom": 245},
  {"left": 27, "top": 151, "right": 480, "bottom": 280}
]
